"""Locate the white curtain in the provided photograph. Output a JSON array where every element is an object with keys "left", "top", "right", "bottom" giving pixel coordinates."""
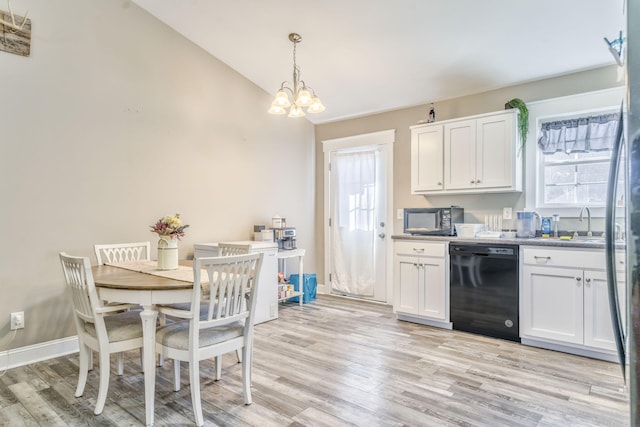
[{"left": 331, "top": 149, "right": 379, "bottom": 296}]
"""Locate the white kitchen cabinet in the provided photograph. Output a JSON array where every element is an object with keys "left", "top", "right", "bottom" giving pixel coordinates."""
[
  {"left": 410, "top": 124, "right": 444, "bottom": 193},
  {"left": 520, "top": 246, "right": 626, "bottom": 360},
  {"left": 411, "top": 109, "right": 521, "bottom": 195},
  {"left": 443, "top": 119, "right": 476, "bottom": 190},
  {"left": 394, "top": 240, "right": 450, "bottom": 328},
  {"left": 521, "top": 265, "right": 584, "bottom": 345},
  {"left": 584, "top": 269, "right": 626, "bottom": 351}
]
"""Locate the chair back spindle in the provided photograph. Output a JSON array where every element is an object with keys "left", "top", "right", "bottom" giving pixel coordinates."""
[{"left": 94, "top": 242, "right": 151, "bottom": 265}]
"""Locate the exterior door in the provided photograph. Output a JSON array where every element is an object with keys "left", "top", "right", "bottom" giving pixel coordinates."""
[{"left": 323, "top": 130, "right": 394, "bottom": 303}]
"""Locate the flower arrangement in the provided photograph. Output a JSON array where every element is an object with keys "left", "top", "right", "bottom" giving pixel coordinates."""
[{"left": 150, "top": 213, "right": 189, "bottom": 240}]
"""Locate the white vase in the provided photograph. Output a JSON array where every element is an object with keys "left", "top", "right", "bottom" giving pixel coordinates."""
[{"left": 157, "top": 236, "right": 178, "bottom": 270}]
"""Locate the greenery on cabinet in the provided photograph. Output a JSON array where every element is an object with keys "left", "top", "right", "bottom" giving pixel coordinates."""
[{"left": 506, "top": 98, "right": 529, "bottom": 150}]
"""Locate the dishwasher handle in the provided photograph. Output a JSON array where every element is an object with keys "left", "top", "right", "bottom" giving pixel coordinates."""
[{"left": 449, "top": 244, "right": 518, "bottom": 260}]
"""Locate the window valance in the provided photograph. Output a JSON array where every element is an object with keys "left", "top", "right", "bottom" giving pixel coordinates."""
[{"left": 537, "top": 113, "right": 619, "bottom": 154}]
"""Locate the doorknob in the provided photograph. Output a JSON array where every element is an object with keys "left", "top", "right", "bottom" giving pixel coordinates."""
[
  {"left": 378, "top": 232, "right": 386, "bottom": 239},
  {"left": 380, "top": 222, "right": 385, "bottom": 227}
]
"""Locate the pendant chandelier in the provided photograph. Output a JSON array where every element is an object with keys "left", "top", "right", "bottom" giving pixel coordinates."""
[{"left": 268, "top": 33, "right": 325, "bottom": 118}]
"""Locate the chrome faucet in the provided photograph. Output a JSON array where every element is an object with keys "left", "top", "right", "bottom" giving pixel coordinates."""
[{"left": 579, "top": 206, "right": 592, "bottom": 237}]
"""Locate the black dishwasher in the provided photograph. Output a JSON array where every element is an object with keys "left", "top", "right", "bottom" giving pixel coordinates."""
[{"left": 449, "top": 242, "right": 520, "bottom": 342}]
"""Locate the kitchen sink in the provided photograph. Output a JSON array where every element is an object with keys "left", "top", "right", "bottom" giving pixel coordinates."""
[
  {"left": 526, "top": 236, "right": 624, "bottom": 245},
  {"left": 572, "top": 236, "right": 605, "bottom": 243}
]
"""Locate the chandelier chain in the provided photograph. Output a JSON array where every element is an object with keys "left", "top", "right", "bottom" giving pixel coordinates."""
[{"left": 292, "top": 38, "right": 298, "bottom": 94}]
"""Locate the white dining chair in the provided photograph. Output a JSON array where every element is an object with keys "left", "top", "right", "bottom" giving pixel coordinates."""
[
  {"left": 94, "top": 242, "right": 150, "bottom": 367},
  {"left": 217, "top": 243, "right": 253, "bottom": 365},
  {"left": 218, "top": 242, "right": 252, "bottom": 256},
  {"left": 94, "top": 242, "right": 151, "bottom": 265},
  {"left": 162, "top": 242, "right": 253, "bottom": 365},
  {"left": 155, "top": 252, "right": 263, "bottom": 427},
  {"left": 59, "top": 253, "right": 144, "bottom": 415}
]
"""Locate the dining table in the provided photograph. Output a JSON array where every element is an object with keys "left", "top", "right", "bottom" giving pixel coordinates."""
[{"left": 92, "top": 260, "right": 196, "bottom": 427}]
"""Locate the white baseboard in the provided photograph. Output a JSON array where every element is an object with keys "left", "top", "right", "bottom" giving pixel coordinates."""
[
  {"left": 0, "top": 336, "right": 79, "bottom": 371},
  {"left": 521, "top": 337, "right": 618, "bottom": 363},
  {"left": 397, "top": 313, "right": 453, "bottom": 330}
]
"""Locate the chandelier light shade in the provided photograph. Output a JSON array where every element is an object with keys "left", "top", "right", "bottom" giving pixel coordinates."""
[{"left": 268, "top": 33, "right": 325, "bottom": 117}]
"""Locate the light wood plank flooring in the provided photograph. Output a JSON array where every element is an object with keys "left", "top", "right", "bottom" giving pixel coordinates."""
[{"left": 0, "top": 295, "right": 629, "bottom": 426}]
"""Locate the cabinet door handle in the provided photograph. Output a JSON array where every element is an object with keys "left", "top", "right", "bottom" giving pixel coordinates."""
[
  {"left": 476, "top": 179, "right": 481, "bottom": 183},
  {"left": 413, "top": 248, "right": 425, "bottom": 253},
  {"left": 585, "top": 277, "right": 591, "bottom": 286},
  {"left": 534, "top": 256, "right": 551, "bottom": 261},
  {"left": 437, "top": 181, "right": 442, "bottom": 186},
  {"left": 576, "top": 277, "right": 582, "bottom": 282},
  {"left": 470, "top": 180, "right": 475, "bottom": 184}
]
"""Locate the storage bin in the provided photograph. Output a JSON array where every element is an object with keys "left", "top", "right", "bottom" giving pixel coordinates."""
[
  {"left": 455, "top": 223, "right": 485, "bottom": 238},
  {"left": 288, "top": 273, "right": 317, "bottom": 303}
]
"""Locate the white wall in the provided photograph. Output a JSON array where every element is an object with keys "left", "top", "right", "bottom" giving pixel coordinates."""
[{"left": 0, "top": 0, "right": 316, "bottom": 348}]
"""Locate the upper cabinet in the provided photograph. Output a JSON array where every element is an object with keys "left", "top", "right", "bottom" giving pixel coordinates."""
[
  {"left": 411, "top": 109, "right": 522, "bottom": 195},
  {"left": 411, "top": 124, "right": 444, "bottom": 193}
]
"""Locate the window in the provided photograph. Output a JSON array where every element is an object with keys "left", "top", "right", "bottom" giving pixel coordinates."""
[
  {"left": 524, "top": 87, "right": 625, "bottom": 217},
  {"left": 537, "top": 111, "right": 621, "bottom": 209}
]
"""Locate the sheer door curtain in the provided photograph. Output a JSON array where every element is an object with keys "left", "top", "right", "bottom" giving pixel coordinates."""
[{"left": 331, "top": 150, "right": 380, "bottom": 296}]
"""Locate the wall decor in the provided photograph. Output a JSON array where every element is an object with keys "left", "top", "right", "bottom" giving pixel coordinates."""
[{"left": 0, "top": 3, "right": 31, "bottom": 57}]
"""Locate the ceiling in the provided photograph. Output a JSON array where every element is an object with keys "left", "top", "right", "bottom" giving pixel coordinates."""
[{"left": 132, "top": 0, "right": 625, "bottom": 124}]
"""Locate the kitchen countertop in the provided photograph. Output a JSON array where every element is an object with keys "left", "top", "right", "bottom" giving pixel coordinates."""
[{"left": 391, "top": 234, "right": 626, "bottom": 249}]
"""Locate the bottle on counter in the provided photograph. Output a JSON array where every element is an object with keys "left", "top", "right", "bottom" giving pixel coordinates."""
[{"left": 541, "top": 217, "right": 552, "bottom": 236}]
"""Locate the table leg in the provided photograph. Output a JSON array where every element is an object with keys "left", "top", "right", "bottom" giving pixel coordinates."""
[{"left": 139, "top": 305, "right": 158, "bottom": 426}]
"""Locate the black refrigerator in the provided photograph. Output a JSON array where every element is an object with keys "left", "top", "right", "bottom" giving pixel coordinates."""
[{"left": 608, "top": 1, "right": 640, "bottom": 423}]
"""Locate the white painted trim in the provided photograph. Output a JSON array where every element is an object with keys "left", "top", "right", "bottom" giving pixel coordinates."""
[
  {"left": 525, "top": 86, "right": 625, "bottom": 218},
  {"left": 521, "top": 338, "right": 617, "bottom": 363},
  {"left": 322, "top": 129, "right": 395, "bottom": 152},
  {"left": 0, "top": 336, "right": 79, "bottom": 371},
  {"left": 396, "top": 313, "right": 453, "bottom": 330},
  {"left": 322, "top": 129, "right": 395, "bottom": 303}
]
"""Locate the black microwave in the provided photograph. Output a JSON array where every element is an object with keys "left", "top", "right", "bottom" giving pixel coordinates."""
[{"left": 403, "top": 207, "right": 464, "bottom": 236}]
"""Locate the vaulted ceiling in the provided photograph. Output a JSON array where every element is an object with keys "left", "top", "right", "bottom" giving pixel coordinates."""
[{"left": 132, "top": 0, "right": 625, "bottom": 124}]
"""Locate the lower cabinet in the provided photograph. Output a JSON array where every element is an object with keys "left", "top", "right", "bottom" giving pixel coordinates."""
[
  {"left": 394, "top": 240, "right": 450, "bottom": 328},
  {"left": 520, "top": 247, "right": 626, "bottom": 360}
]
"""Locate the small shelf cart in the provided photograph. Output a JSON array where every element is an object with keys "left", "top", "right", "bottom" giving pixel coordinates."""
[{"left": 276, "top": 248, "right": 306, "bottom": 305}]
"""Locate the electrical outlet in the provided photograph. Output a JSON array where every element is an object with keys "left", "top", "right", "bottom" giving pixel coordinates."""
[
  {"left": 10, "top": 311, "right": 24, "bottom": 330},
  {"left": 397, "top": 209, "right": 403, "bottom": 220},
  {"left": 503, "top": 207, "right": 512, "bottom": 220}
]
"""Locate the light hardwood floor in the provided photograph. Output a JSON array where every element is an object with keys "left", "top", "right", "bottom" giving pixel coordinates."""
[{"left": 0, "top": 295, "right": 630, "bottom": 426}]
